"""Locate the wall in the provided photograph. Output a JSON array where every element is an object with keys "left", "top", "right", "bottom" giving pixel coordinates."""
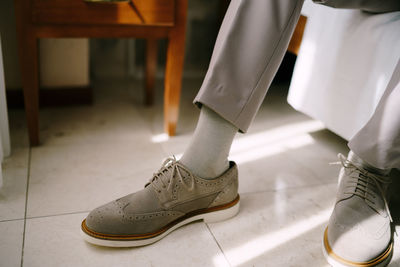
[
  {"left": 40, "top": 39, "right": 89, "bottom": 88},
  {"left": 0, "top": 0, "right": 90, "bottom": 89},
  {"left": 90, "top": 0, "right": 222, "bottom": 80},
  {"left": 0, "top": 0, "right": 21, "bottom": 89}
]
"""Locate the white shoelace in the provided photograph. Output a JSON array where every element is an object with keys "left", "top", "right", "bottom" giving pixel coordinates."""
[
  {"left": 332, "top": 154, "right": 392, "bottom": 222},
  {"left": 148, "top": 156, "right": 195, "bottom": 194}
]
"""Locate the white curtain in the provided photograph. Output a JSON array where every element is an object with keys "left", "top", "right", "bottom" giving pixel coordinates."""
[{"left": 0, "top": 36, "right": 11, "bottom": 188}]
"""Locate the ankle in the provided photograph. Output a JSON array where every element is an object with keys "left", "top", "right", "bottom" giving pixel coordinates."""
[
  {"left": 347, "top": 151, "right": 391, "bottom": 176},
  {"left": 179, "top": 157, "right": 229, "bottom": 179},
  {"left": 179, "top": 106, "right": 237, "bottom": 180}
]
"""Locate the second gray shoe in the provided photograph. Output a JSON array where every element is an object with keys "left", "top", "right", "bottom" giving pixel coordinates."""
[
  {"left": 81, "top": 157, "right": 240, "bottom": 247},
  {"left": 323, "top": 153, "right": 393, "bottom": 267}
]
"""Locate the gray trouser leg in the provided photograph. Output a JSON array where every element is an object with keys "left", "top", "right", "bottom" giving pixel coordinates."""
[
  {"left": 349, "top": 59, "right": 400, "bottom": 169},
  {"left": 194, "top": 0, "right": 305, "bottom": 132}
]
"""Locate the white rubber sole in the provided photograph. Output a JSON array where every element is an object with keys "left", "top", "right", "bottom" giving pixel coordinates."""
[
  {"left": 81, "top": 199, "right": 240, "bottom": 247},
  {"left": 322, "top": 228, "right": 393, "bottom": 267}
]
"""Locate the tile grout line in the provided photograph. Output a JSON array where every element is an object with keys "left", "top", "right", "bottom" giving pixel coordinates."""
[
  {"left": 0, "top": 210, "right": 91, "bottom": 224},
  {"left": 283, "top": 150, "right": 345, "bottom": 184},
  {"left": 25, "top": 210, "right": 91, "bottom": 220},
  {"left": 20, "top": 147, "right": 31, "bottom": 267},
  {"left": 205, "top": 223, "right": 232, "bottom": 267},
  {"left": 0, "top": 218, "right": 25, "bottom": 223}
]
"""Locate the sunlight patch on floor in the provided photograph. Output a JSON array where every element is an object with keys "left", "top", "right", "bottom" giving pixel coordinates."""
[
  {"left": 230, "top": 120, "right": 325, "bottom": 164},
  {"left": 212, "top": 208, "right": 331, "bottom": 266},
  {"left": 151, "top": 133, "right": 170, "bottom": 143}
]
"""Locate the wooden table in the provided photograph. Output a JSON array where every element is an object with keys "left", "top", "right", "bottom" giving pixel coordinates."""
[{"left": 14, "top": 0, "right": 187, "bottom": 146}]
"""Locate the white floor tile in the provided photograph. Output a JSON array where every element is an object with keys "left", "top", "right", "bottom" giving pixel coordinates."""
[
  {"left": 158, "top": 134, "right": 192, "bottom": 158},
  {"left": 0, "top": 148, "right": 29, "bottom": 221},
  {"left": 39, "top": 103, "right": 153, "bottom": 146},
  {"left": 6, "top": 77, "right": 378, "bottom": 267},
  {"left": 8, "top": 110, "right": 29, "bottom": 149},
  {"left": 27, "top": 142, "right": 167, "bottom": 218},
  {"left": 0, "top": 219, "right": 24, "bottom": 267},
  {"left": 207, "top": 184, "right": 337, "bottom": 267},
  {"left": 233, "top": 151, "right": 326, "bottom": 194},
  {"left": 284, "top": 136, "right": 348, "bottom": 185},
  {"left": 23, "top": 213, "right": 229, "bottom": 267}
]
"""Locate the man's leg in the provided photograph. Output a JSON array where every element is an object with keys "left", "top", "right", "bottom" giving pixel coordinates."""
[
  {"left": 194, "top": 0, "right": 305, "bottom": 133},
  {"left": 181, "top": 0, "right": 305, "bottom": 179},
  {"left": 81, "top": 0, "right": 305, "bottom": 247},
  {"left": 323, "top": 60, "right": 400, "bottom": 266},
  {"left": 179, "top": 106, "right": 238, "bottom": 179}
]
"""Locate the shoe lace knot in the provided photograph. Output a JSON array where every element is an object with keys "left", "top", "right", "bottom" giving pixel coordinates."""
[
  {"left": 148, "top": 156, "right": 195, "bottom": 195},
  {"left": 333, "top": 153, "right": 392, "bottom": 222}
]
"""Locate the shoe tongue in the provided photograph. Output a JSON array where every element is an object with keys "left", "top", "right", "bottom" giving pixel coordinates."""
[
  {"left": 348, "top": 152, "right": 390, "bottom": 176},
  {"left": 346, "top": 153, "right": 390, "bottom": 197},
  {"left": 144, "top": 164, "right": 173, "bottom": 188}
]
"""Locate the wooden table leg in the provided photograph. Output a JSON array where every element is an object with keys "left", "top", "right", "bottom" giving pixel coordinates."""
[
  {"left": 21, "top": 34, "right": 40, "bottom": 146},
  {"left": 287, "top": 15, "right": 307, "bottom": 56},
  {"left": 145, "top": 39, "right": 158, "bottom": 106},
  {"left": 15, "top": 0, "right": 40, "bottom": 146},
  {"left": 164, "top": 0, "right": 187, "bottom": 136}
]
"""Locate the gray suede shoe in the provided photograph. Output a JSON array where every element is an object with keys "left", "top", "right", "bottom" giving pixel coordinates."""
[
  {"left": 323, "top": 153, "right": 393, "bottom": 267},
  {"left": 81, "top": 157, "right": 240, "bottom": 247}
]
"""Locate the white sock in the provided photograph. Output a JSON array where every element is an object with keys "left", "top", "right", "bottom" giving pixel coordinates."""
[{"left": 179, "top": 106, "right": 238, "bottom": 179}]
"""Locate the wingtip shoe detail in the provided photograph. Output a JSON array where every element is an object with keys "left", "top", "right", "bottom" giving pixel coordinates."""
[
  {"left": 323, "top": 154, "right": 393, "bottom": 267},
  {"left": 81, "top": 157, "right": 240, "bottom": 247}
]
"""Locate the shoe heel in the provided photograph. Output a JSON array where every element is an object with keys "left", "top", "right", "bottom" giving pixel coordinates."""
[{"left": 203, "top": 200, "right": 240, "bottom": 223}]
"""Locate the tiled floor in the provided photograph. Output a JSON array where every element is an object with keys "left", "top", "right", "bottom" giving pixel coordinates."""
[{"left": 1, "top": 78, "right": 400, "bottom": 267}]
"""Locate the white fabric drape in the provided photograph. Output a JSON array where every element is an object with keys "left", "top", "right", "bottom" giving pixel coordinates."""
[
  {"left": 288, "top": 3, "right": 400, "bottom": 140},
  {"left": 0, "top": 36, "right": 11, "bottom": 188}
]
